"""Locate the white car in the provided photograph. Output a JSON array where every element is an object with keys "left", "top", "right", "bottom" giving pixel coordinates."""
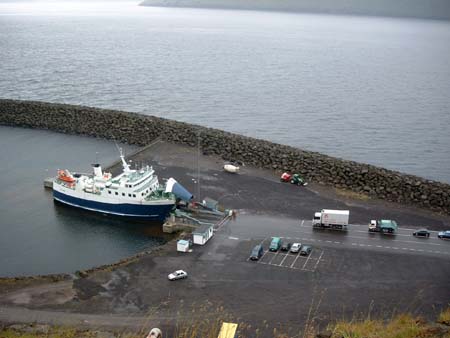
[
  {"left": 168, "top": 270, "right": 188, "bottom": 281},
  {"left": 290, "top": 243, "right": 302, "bottom": 253}
]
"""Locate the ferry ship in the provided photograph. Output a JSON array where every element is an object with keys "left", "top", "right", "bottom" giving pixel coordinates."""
[{"left": 52, "top": 151, "right": 176, "bottom": 220}]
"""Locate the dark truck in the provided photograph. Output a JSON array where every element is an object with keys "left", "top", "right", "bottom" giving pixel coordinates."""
[{"left": 368, "top": 219, "right": 398, "bottom": 234}]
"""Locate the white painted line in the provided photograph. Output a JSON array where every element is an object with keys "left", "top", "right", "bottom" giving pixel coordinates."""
[
  {"left": 290, "top": 253, "right": 301, "bottom": 268},
  {"left": 268, "top": 251, "right": 279, "bottom": 264},
  {"left": 259, "top": 248, "right": 270, "bottom": 262},
  {"left": 302, "top": 252, "right": 313, "bottom": 270},
  {"left": 228, "top": 236, "right": 239, "bottom": 240},
  {"left": 301, "top": 220, "right": 304, "bottom": 226},
  {"left": 279, "top": 253, "right": 289, "bottom": 266},
  {"left": 313, "top": 251, "right": 324, "bottom": 271},
  {"left": 376, "top": 245, "right": 382, "bottom": 248},
  {"left": 259, "top": 237, "right": 268, "bottom": 246}
]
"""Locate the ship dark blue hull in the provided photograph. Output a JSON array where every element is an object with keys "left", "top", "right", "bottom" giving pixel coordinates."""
[{"left": 53, "top": 190, "right": 175, "bottom": 221}]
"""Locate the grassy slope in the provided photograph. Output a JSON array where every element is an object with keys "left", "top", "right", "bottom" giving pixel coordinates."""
[{"left": 1, "top": 308, "right": 449, "bottom": 337}]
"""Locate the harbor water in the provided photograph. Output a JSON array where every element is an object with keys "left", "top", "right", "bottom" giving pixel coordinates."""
[
  {"left": 0, "top": 2, "right": 449, "bottom": 183},
  {"left": 0, "top": 126, "right": 170, "bottom": 277}
]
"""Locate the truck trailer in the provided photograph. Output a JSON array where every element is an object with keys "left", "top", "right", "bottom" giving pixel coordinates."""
[
  {"left": 312, "top": 209, "right": 349, "bottom": 230},
  {"left": 368, "top": 219, "right": 398, "bottom": 234}
]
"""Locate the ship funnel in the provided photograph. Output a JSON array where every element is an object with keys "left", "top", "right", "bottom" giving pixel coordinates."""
[{"left": 93, "top": 164, "right": 103, "bottom": 178}]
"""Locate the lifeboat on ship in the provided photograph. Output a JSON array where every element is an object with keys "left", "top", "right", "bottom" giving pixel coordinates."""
[{"left": 58, "top": 169, "right": 76, "bottom": 183}]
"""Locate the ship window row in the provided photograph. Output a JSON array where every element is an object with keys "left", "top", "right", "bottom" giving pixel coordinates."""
[{"left": 107, "top": 190, "right": 136, "bottom": 198}]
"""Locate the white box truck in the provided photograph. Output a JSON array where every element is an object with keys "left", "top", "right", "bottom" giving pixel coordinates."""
[{"left": 312, "top": 209, "right": 349, "bottom": 230}]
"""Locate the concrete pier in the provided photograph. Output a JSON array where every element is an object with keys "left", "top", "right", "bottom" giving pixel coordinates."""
[{"left": 43, "top": 177, "right": 54, "bottom": 189}]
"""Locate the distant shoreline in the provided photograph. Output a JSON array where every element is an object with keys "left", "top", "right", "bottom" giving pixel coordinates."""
[{"left": 140, "top": 0, "right": 450, "bottom": 21}]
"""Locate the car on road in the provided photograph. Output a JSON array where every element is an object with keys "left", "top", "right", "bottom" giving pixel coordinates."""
[
  {"left": 300, "top": 245, "right": 312, "bottom": 256},
  {"left": 168, "top": 270, "right": 188, "bottom": 281},
  {"left": 250, "top": 244, "right": 264, "bottom": 260},
  {"left": 438, "top": 230, "right": 450, "bottom": 239},
  {"left": 413, "top": 229, "right": 431, "bottom": 238},
  {"left": 269, "top": 237, "right": 282, "bottom": 251},
  {"left": 280, "top": 242, "right": 291, "bottom": 251},
  {"left": 290, "top": 243, "right": 302, "bottom": 254}
]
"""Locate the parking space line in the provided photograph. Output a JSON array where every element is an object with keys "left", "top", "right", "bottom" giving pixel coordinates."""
[
  {"left": 279, "top": 253, "right": 289, "bottom": 266},
  {"left": 268, "top": 251, "right": 279, "bottom": 264},
  {"left": 312, "top": 251, "right": 324, "bottom": 271},
  {"left": 302, "top": 251, "right": 313, "bottom": 270},
  {"left": 259, "top": 237, "right": 268, "bottom": 246},
  {"left": 290, "top": 253, "right": 301, "bottom": 268},
  {"left": 259, "top": 249, "right": 270, "bottom": 262}
]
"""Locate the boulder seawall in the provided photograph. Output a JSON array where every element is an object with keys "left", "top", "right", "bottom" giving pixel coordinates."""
[{"left": 1, "top": 99, "right": 449, "bottom": 215}]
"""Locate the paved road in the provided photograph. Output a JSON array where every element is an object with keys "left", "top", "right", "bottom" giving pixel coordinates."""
[{"left": 220, "top": 214, "right": 450, "bottom": 258}]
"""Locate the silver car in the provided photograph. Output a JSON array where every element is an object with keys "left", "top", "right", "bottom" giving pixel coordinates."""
[
  {"left": 168, "top": 270, "right": 188, "bottom": 281},
  {"left": 290, "top": 242, "right": 302, "bottom": 253}
]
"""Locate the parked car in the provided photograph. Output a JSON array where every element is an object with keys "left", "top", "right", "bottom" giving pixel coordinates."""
[
  {"left": 413, "top": 229, "right": 430, "bottom": 238},
  {"left": 168, "top": 270, "right": 188, "bottom": 281},
  {"left": 250, "top": 244, "right": 264, "bottom": 260},
  {"left": 280, "top": 242, "right": 291, "bottom": 251},
  {"left": 300, "top": 245, "right": 312, "bottom": 256},
  {"left": 269, "top": 237, "right": 282, "bottom": 251},
  {"left": 438, "top": 230, "right": 450, "bottom": 239},
  {"left": 290, "top": 243, "right": 302, "bottom": 254}
]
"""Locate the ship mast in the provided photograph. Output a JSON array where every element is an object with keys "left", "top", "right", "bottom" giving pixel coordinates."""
[{"left": 119, "top": 148, "right": 132, "bottom": 174}]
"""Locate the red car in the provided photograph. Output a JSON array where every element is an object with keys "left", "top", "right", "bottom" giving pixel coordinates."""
[{"left": 280, "top": 172, "right": 292, "bottom": 182}]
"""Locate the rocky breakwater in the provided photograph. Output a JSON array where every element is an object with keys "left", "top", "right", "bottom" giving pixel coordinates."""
[{"left": 1, "top": 99, "right": 449, "bottom": 215}]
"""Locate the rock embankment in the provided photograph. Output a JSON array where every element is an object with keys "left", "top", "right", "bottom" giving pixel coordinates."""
[{"left": 1, "top": 99, "right": 449, "bottom": 214}]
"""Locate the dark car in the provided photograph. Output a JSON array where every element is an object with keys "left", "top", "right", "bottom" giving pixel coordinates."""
[
  {"left": 280, "top": 242, "right": 291, "bottom": 251},
  {"left": 250, "top": 244, "right": 264, "bottom": 260},
  {"left": 438, "top": 230, "right": 450, "bottom": 239},
  {"left": 413, "top": 229, "right": 430, "bottom": 238},
  {"left": 300, "top": 245, "right": 312, "bottom": 256}
]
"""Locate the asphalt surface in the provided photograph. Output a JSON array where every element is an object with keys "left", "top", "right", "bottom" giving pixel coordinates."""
[
  {"left": 225, "top": 214, "right": 450, "bottom": 258},
  {"left": 1, "top": 141, "right": 449, "bottom": 336}
]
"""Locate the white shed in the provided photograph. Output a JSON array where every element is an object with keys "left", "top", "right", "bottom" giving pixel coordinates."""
[
  {"left": 192, "top": 224, "right": 214, "bottom": 245},
  {"left": 177, "top": 240, "right": 190, "bottom": 252}
]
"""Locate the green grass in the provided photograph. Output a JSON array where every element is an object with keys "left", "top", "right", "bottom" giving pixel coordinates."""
[
  {"left": 439, "top": 307, "right": 450, "bottom": 325},
  {"left": 1, "top": 308, "right": 449, "bottom": 338}
]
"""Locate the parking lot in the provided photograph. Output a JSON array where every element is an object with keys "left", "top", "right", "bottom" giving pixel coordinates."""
[{"left": 247, "top": 237, "right": 325, "bottom": 272}]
